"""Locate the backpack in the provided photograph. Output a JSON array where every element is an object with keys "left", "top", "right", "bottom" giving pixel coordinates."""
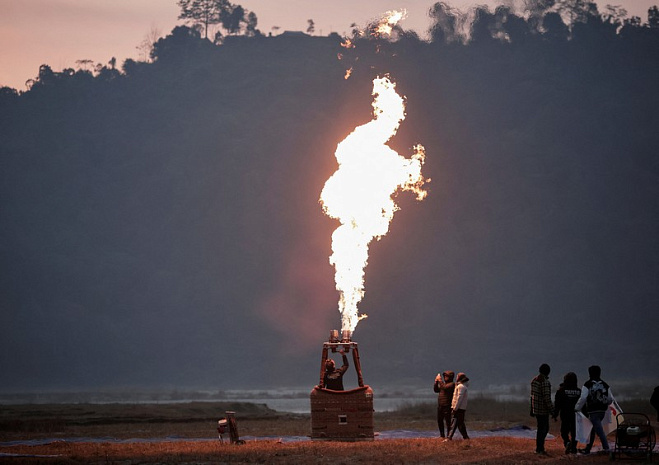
[{"left": 585, "top": 380, "right": 611, "bottom": 412}]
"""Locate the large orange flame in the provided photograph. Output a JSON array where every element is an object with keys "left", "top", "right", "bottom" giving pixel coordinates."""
[{"left": 320, "top": 76, "right": 428, "bottom": 333}]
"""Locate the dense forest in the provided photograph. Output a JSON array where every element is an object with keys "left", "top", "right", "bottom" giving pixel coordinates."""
[{"left": 1, "top": 1, "right": 658, "bottom": 391}]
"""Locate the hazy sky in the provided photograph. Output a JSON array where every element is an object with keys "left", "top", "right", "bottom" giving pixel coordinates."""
[
  {"left": 1, "top": 0, "right": 657, "bottom": 90},
  {"left": 2, "top": 0, "right": 658, "bottom": 395}
]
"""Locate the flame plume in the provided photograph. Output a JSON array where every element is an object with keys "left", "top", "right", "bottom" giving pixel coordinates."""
[
  {"left": 320, "top": 76, "right": 428, "bottom": 333},
  {"left": 374, "top": 10, "right": 407, "bottom": 37}
]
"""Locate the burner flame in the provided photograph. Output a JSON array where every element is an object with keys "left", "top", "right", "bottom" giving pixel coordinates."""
[
  {"left": 320, "top": 75, "right": 428, "bottom": 333},
  {"left": 374, "top": 10, "right": 407, "bottom": 37}
]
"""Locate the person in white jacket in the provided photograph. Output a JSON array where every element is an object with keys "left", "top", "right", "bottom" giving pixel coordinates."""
[
  {"left": 574, "top": 365, "right": 612, "bottom": 454},
  {"left": 446, "top": 372, "right": 470, "bottom": 440}
]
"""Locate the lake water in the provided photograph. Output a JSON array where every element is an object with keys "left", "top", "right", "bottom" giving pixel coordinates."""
[{"left": 0, "top": 384, "right": 532, "bottom": 411}]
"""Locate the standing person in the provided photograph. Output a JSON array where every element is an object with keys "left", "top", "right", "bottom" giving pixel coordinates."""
[
  {"left": 552, "top": 372, "right": 581, "bottom": 454},
  {"left": 574, "top": 365, "right": 612, "bottom": 454},
  {"left": 323, "top": 349, "right": 349, "bottom": 391},
  {"left": 446, "top": 372, "right": 469, "bottom": 440},
  {"left": 651, "top": 386, "right": 659, "bottom": 422},
  {"left": 433, "top": 371, "right": 455, "bottom": 438},
  {"left": 530, "top": 363, "right": 553, "bottom": 455}
]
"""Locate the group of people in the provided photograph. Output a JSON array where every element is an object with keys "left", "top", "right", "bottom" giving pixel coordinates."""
[
  {"left": 322, "top": 352, "right": 471, "bottom": 443},
  {"left": 324, "top": 356, "right": 475, "bottom": 441},
  {"left": 324, "top": 353, "right": 658, "bottom": 454},
  {"left": 433, "top": 363, "right": 641, "bottom": 456},
  {"left": 433, "top": 370, "right": 470, "bottom": 441},
  {"left": 530, "top": 363, "right": 615, "bottom": 456}
]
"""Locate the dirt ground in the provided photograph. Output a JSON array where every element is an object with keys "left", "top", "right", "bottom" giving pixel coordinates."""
[{"left": 0, "top": 401, "right": 656, "bottom": 464}]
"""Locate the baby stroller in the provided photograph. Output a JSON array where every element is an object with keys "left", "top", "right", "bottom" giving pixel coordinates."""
[{"left": 611, "top": 413, "right": 655, "bottom": 462}]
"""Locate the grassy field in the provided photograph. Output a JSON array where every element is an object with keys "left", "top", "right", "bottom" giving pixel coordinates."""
[{"left": 0, "top": 397, "right": 656, "bottom": 464}]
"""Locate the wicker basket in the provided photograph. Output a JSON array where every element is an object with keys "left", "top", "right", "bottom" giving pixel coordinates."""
[{"left": 310, "top": 385, "right": 374, "bottom": 441}]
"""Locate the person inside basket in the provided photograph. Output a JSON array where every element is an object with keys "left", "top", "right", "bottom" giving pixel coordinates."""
[{"left": 323, "top": 348, "right": 349, "bottom": 390}]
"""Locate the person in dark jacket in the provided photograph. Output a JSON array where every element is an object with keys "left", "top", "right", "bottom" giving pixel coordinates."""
[
  {"left": 574, "top": 365, "right": 613, "bottom": 454},
  {"left": 552, "top": 372, "right": 581, "bottom": 454},
  {"left": 651, "top": 386, "right": 659, "bottom": 422},
  {"left": 433, "top": 371, "right": 455, "bottom": 438},
  {"left": 323, "top": 349, "right": 349, "bottom": 390}
]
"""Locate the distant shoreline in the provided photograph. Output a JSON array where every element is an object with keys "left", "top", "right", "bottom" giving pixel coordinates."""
[{"left": 1, "top": 381, "right": 655, "bottom": 410}]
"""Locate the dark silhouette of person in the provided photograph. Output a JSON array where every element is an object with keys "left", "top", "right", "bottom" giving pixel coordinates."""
[
  {"left": 552, "top": 372, "right": 581, "bottom": 454},
  {"left": 434, "top": 370, "right": 455, "bottom": 438},
  {"left": 323, "top": 349, "right": 349, "bottom": 390},
  {"left": 651, "top": 386, "right": 659, "bottom": 422}
]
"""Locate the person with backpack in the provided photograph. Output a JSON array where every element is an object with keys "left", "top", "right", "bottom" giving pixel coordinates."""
[{"left": 574, "top": 365, "right": 613, "bottom": 454}]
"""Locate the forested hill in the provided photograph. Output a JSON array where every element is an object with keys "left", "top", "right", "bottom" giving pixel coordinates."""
[{"left": 1, "top": 4, "right": 658, "bottom": 391}]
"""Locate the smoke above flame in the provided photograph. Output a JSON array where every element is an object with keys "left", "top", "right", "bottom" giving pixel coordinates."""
[{"left": 320, "top": 76, "right": 428, "bottom": 333}]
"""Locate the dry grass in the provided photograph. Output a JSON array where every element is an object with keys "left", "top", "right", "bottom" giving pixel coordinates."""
[
  {"left": 0, "top": 436, "right": 622, "bottom": 464},
  {"left": 0, "top": 400, "right": 655, "bottom": 464}
]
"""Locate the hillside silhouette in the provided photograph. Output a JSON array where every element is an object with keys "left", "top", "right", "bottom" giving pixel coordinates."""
[{"left": 1, "top": 2, "right": 658, "bottom": 392}]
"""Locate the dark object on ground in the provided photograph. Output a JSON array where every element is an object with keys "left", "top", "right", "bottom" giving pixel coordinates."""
[{"left": 611, "top": 412, "right": 656, "bottom": 462}]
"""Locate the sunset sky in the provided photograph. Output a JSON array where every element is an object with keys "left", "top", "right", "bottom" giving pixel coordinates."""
[{"left": 1, "top": 0, "right": 657, "bottom": 90}]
